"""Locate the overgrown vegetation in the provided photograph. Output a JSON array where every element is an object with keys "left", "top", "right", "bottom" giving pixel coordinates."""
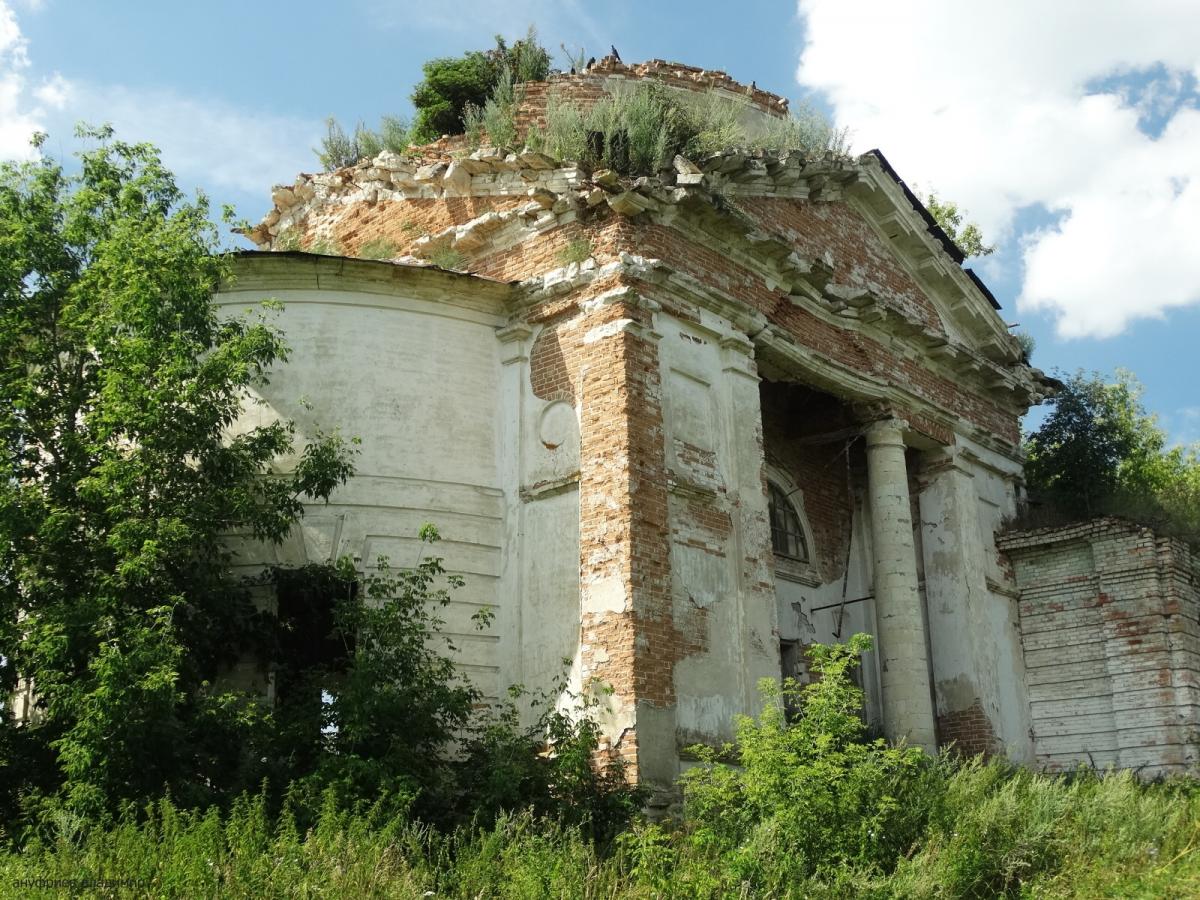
[
  {"left": 3, "top": 631, "right": 1196, "bottom": 898},
  {"left": 314, "top": 115, "right": 412, "bottom": 171},
  {"left": 412, "top": 26, "right": 550, "bottom": 145},
  {"left": 427, "top": 246, "right": 466, "bottom": 271},
  {"left": 308, "top": 235, "right": 342, "bottom": 256},
  {"left": 1023, "top": 369, "right": 1200, "bottom": 539},
  {"left": 508, "top": 82, "right": 847, "bottom": 174},
  {"left": 1013, "top": 329, "right": 1036, "bottom": 362},
  {"left": 556, "top": 238, "right": 592, "bottom": 266},
  {"left": 314, "top": 26, "right": 554, "bottom": 168},
  {"left": 358, "top": 237, "right": 398, "bottom": 260},
  {"left": 317, "top": 29, "right": 846, "bottom": 177},
  {"left": 0, "top": 129, "right": 637, "bottom": 850},
  {"left": 274, "top": 227, "right": 303, "bottom": 251},
  {"left": 923, "top": 191, "right": 995, "bottom": 258},
  {"left": 0, "top": 127, "right": 357, "bottom": 835}
]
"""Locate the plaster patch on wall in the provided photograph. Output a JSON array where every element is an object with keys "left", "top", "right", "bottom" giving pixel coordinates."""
[
  {"left": 583, "top": 318, "right": 636, "bottom": 343},
  {"left": 583, "top": 574, "right": 630, "bottom": 614}
]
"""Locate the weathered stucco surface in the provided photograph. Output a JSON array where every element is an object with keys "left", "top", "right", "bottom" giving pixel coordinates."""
[{"left": 999, "top": 519, "right": 1200, "bottom": 775}]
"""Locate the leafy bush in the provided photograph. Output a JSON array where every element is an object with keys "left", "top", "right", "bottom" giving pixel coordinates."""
[
  {"left": 453, "top": 675, "right": 643, "bottom": 843},
  {"left": 269, "top": 529, "right": 480, "bottom": 824},
  {"left": 463, "top": 63, "right": 521, "bottom": 151},
  {"left": 1023, "top": 369, "right": 1200, "bottom": 540},
  {"left": 681, "top": 634, "right": 935, "bottom": 890},
  {"left": 924, "top": 191, "right": 996, "bottom": 258},
  {"left": 0, "top": 127, "right": 357, "bottom": 838}
]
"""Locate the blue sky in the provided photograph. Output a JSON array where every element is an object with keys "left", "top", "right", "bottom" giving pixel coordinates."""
[{"left": 3, "top": 0, "right": 1197, "bottom": 444}]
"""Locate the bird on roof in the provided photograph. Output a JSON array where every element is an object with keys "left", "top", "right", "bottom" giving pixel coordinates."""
[{"left": 611, "top": 45, "right": 621, "bottom": 61}]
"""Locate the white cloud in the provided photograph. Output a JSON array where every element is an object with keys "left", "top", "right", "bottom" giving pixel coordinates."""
[
  {"left": 795, "top": 0, "right": 1200, "bottom": 339},
  {"left": 0, "top": 0, "right": 42, "bottom": 159},
  {"left": 31, "top": 69, "right": 65, "bottom": 107},
  {"left": 55, "top": 82, "right": 321, "bottom": 196}
]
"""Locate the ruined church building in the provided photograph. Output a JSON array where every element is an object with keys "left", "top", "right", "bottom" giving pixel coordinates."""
[{"left": 223, "top": 59, "right": 1200, "bottom": 793}]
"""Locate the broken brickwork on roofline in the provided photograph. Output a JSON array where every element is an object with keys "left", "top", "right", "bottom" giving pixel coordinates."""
[{"left": 245, "top": 57, "right": 1049, "bottom": 449}]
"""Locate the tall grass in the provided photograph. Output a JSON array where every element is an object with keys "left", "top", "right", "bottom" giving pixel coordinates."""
[
  {"left": 523, "top": 84, "right": 849, "bottom": 175},
  {"left": 2, "top": 636, "right": 1195, "bottom": 898},
  {"left": 1, "top": 767, "right": 1195, "bottom": 899}
]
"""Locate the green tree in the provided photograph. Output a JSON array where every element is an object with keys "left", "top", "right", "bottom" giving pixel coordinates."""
[
  {"left": 924, "top": 191, "right": 995, "bottom": 258},
  {"left": 1024, "top": 369, "right": 1200, "bottom": 537},
  {"left": 0, "top": 127, "right": 355, "bottom": 831},
  {"left": 410, "top": 28, "right": 551, "bottom": 145}
]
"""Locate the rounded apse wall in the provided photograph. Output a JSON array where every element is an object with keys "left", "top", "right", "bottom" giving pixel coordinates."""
[{"left": 215, "top": 253, "right": 512, "bottom": 699}]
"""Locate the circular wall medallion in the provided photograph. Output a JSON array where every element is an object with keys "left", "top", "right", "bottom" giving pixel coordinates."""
[{"left": 538, "top": 400, "right": 577, "bottom": 450}]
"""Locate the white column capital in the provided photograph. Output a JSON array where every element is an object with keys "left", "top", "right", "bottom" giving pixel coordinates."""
[{"left": 864, "top": 417, "right": 908, "bottom": 447}]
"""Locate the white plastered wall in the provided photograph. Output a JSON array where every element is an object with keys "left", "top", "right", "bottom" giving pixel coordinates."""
[
  {"left": 215, "top": 266, "right": 512, "bottom": 701},
  {"left": 918, "top": 433, "right": 1033, "bottom": 761},
  {"left": 654, "top": 308, "right": 780, "bottom": 767}
]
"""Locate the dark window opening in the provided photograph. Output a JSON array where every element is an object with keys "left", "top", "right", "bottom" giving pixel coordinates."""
[
  {"left": 768, "top": 481, "right": 809, "bottom": 562},
  {"left": 780, "top": 638, "right": 806, "bottom": 722}
]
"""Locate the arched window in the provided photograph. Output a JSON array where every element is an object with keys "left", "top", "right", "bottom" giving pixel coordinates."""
[{"left": 768, "top": 481, "right": 809, "bottom": 562}]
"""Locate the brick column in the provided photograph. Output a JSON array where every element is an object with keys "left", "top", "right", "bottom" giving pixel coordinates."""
[
  {"left": 865, "top": 418, "right": 937, "bottom": 753},
  {"left": 574, "top": 282, "right": 672, "bottom": 788}
]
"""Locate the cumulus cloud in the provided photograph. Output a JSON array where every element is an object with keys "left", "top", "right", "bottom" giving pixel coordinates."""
[
  {"left": 795, "top": 0, "right": 1200, "bottom": 338},
  {"left": 0, "top": 0, "right": 56, "bottom": 158},
  {"left": 56, "top": 83, "right": 321, "bottom": 196}
]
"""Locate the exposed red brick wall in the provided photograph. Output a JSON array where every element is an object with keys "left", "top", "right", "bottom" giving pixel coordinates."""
[
  {"left": 325, "top": 196, "right": 528, "bottom": 257},
  {"left": 736, "top": 197, "right": 942, "bottom": 331},
  {"left": 626, "top": 220, "right": 1018, "bottom": 443},
  {"left": 937, "top": 700, "right": 998, "bottom": 757},
  {"left": 536, "top": 274, "right": 673, "bottom": 777},
  {"left": 471, "top": 220, "right": 608, "bottom": 281},
  {"left": 529, "top": 312, "right": 591, "bottom": 403}
]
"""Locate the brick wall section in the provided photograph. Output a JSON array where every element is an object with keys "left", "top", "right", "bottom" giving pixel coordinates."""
[
  {"left": 736, "top": 197, "right": 942, "bottom": 331},
  {"left": 564, "top": 276, "right": 674, "bottom": 776},
  {"left": 529, "top": 316, "right": 579, "bottom": 402},
  {"left": 328, "top": 196, "right": 528, "bottom": 257},
  {"left": 937, "top": 700, "right": 998, "bottom": 757},
  {"left": 471, "top": 220, "right": 600, "bottom": 282},
  {"left": 998, "top": 518, "right": 1200, "bottom": 774}
]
